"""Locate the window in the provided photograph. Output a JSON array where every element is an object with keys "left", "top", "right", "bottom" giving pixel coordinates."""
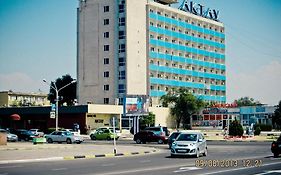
[
  {"left": 118, "top": 84, "right": 125, "bottom": 93},
  {"left": 119, "top": 57, "right": 125, "bottom": 66},
  {"left": 104, "top": 98, "right": 109, "bottom": 104},
  {"left": 119, "top": 71, "right": 126, "bottom": 80},
  {"left": 104, "top": 6, "right": 109, "bottom": 12},
  {"left": 119, "top": 17, "right": 125, "bottom": 26},
  {"left": 104, "top": 32, "right": 109, "bottom": 38},
  {"left": 104, "top": 45, "right": 109, "bottom": 51},
  {"left": 119, "top": 44, "right": 125, "bottom": 53},
  {"left": 104, "top": 58, "right": 109, "bottom": 64},
  {"left": 104, "top": 85, "right": 109, "bottom": 91},
  {"left": 119, "top": 4, "right": 124, "bottom": 13},
  {"left": 118, "top": 98, "right": 124, "bottom": 105},
  {"left": 104, "top": 71, "right": 109, "bottom": 78},
  {"left": 119, "top": 31, "right": 125, "bottom": 39},
  {"left": 104, "top": 19, "right": 109, "bottom": 25}
]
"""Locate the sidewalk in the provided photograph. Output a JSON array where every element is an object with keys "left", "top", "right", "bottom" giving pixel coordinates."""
[{"left": 0, "top": 141, "right": 157, "bottom": 164}]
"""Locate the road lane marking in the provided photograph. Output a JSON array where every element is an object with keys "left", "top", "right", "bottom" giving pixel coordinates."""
[
  {"left": 0, "top": 165, "right": 23, "bottom": 169},
  {"left": 254, "top": 170, "right": 281, "bottom": 175},
  {"left": 102, "top": 163, "right": 116, "bottom": 167},
  {"left": 139, "top": 160, "right": 151, "bottom": 163},
  {"left": 94, "top": 163, "right": 195, "bottom": 175},
  {"left": 174, "top": 167, "right": 201, "bottom": 173},
  {"left": 52, "top": 168, "right": 67, "bottom": 171},
  {"left": 200, "top": 161, "right": 281, "bottom": 175}
]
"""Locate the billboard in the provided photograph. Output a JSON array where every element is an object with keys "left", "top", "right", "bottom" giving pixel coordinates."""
[{"left": 124, "top": 95, "right": 149, "bottom": 116}]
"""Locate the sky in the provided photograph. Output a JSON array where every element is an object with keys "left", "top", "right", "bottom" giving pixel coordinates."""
[{"left": 0, "top": 0, "right": 281, "bottom": 105}]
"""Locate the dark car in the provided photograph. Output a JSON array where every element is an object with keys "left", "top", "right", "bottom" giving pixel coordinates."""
[
  {"left": 168, "top": 131, "right": 181, "bottom": 149},
  {"left": 15, "top": 129, "right": 36, "bottom": 141},
  {"left": 143, "top": 126, "right": 170, "bottom": 137},
  {"left": 271, "top": 135, "right": 281, "bottom": 158},
  {"left": 134, "top": 130, "right": 168, "bottom": 144}
]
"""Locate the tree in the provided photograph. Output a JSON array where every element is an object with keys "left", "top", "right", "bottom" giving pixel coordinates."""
[
  {"left": 160, "top": 88, "right": 205, "bottom": 129},
  {"left": 139, "top": 112, "right": 155, "bottom": 130},
  {"left": 273, "top": 100, "right": 281, "bottom": 129},
  {"left": 234, "top": 97, "right": 260, "bottom": 107},
  {"left": 229, "top": 119, "right": 244, "bottom": 137},
  {"left": 48, "top": 74, "right": 77, "bottom": 106}
]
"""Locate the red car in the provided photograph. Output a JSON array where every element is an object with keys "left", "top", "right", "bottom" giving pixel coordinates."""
[{"left": 134, "top": 130, "right": 168, "bottom": 144}]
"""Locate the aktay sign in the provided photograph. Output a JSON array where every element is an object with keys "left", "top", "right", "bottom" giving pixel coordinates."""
[{"left": 179, "top": 0, "right": 219, "bottom": 21}]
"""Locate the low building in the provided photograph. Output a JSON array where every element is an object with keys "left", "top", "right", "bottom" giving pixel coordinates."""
[
  {"left": 0, "top": 91, "right": 49, "bottom": 107},
  {"left": 193, "top": 105, "right": 276, "bottom": 130},
  {"left": 0, "top": 104, "right": 123, "bottom": 134}
]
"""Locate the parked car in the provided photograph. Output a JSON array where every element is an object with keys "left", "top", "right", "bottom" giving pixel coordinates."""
[
  {"left": 170, "top": 131, "right": 207, "bottom": 158},
  {"left": 45, "top": 131, "right": 83, "bottom": 144},
  {"left": 271, "top": 135, "right": 281, "bottom": 158},
  {"left": 134, "top": 130, "right": 168, "bottom": 144},
  {"left": 60, "top": 129, "right": 80, "bottom": 136},
  {"left": 143, "top": 126, "right": 170, "bottom": 137},
  {"left": 90, "top": 129, "right": 119, "bottom": 140},
  {"left": 0, "top": 129, "right": 18, "bottom": 142},
  {"left": 15, "top": 129, "right": 36, "bottom": 141},
  {"left": 89, "top": 127, "right": 121, "bottom": 138},
  {"left": 168, "top": 131, "right": 181, "bottom": 149},
  {"left": 29, "top": 129, "right": 44, "bottom": 137}
]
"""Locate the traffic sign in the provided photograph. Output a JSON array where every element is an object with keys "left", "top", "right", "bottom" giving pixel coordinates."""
[
  {"left": 51, "top": 104, "right": 56, "bottom": 111},
  {"left": 50, "top": 112, "right": 55, "bottom": 119}
]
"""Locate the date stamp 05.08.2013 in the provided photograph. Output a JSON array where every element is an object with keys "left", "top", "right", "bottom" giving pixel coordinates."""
[{"left": 195, "top": 159, "right": 263, "bottom": 168}]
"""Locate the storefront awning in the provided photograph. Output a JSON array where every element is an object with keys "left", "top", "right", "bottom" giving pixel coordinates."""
[{"left": 10, "top": 114, "right": 21, "bottom": 121}]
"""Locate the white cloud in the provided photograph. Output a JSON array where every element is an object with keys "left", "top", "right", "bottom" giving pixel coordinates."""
[
  {"left": 0, "top": 72, "right": 48, "bottom": 93},
  {"left": 227, "top": 61, "right": 281, "bottom": 105}
]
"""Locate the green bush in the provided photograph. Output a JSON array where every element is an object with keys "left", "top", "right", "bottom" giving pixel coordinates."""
[
  {"left": 254, "top": 124, "right": 272, "bottom": 131},
  {"left": 229, "top": 120, "right": 244, "bottom": 137},
  {"left": 254, "top": 127, "right": 261, "bottom": 135}
]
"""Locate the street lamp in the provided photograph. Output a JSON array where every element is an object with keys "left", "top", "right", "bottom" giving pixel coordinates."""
[{"left": 43, "top": 79, "right": 76, "bottom": 131}]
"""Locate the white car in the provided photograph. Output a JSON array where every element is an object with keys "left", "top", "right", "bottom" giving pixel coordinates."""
[
  {"left": 171, "top": 131, "right": 207, "bottom": 158},
  {"left": 60, "top": 129, "right": 80, "bottom": 136},
  {"left": 29, "top": 129, "right": 44, "bottom": 137},
  {"left": 45, "top": 131, "right": 83, "bottom": 144}
]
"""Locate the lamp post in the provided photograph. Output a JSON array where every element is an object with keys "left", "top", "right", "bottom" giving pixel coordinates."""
[{"left": 43, "top": 79, "right": 76, "bottom": 131}]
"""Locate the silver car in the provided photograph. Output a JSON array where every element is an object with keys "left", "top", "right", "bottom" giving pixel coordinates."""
[
  {"left": 0, "top": 129, "right": 18, "bottom": 142},
  {"left": 171, "top": 131, "right": 207, "bottom": 158},
  {"left": 45, "top": 131, "right": 83, "bottom": 144}
]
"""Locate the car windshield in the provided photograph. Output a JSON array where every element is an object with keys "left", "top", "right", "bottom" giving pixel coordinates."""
[{"left": 176, "top": 133, "right": 197, "bottom": 141}]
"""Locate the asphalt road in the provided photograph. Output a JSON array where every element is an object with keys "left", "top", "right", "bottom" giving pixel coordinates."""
[{"left": 1, "top": 142, "right": 281, "bottom": 175}]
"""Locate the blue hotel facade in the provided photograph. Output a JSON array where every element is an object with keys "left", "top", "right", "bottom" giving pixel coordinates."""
[{"left": 147, "top": 1, "right": 226, "bottom": 106}]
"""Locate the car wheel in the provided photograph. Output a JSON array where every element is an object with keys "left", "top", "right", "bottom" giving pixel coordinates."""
[
  {"left": 158, "top": 139, "right": 164, "bottom": 144},
  {"left": 274, "top": 153, "right": 279, "bottom": 158},
  {"left": 107, "top": 137, "right": 112, "bottom": 141},
  {"left": 90, "top": 135, "right": 96, "bottom": 140},
  {"left": 66, "top": 138, "right": 72, "bottom": 144},
  {"left": 25, "top": 137, "right": 29, "bottom": 141},
  {"left": 47, "top": 138, "right": 53, "bottom": 143},
  {"left": 136, "top": 139, "right": 142, "bottom": 144},
  {"left": 203, "top": 147, "right": 207, "bottom": 156},
  {"left": 76, "top": 141, "right": 82, "bottom": 144}
]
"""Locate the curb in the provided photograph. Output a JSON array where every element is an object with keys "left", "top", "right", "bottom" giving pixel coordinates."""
[
  {"left": 63, "top": 149, "right": 158, "bottom": 160},
  {"left": 0, "top": 149, "right": 158, "bottom": 164},
  {"left": 0, "top": 146, "right": 74, "bottom": 151}
]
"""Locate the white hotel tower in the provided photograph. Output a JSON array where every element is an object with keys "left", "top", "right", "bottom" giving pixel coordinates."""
[{"left": 77, "top": 0, "right": 226, "bottom": 106}]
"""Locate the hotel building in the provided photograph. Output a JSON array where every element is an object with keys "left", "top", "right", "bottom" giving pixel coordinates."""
[{"left": 77, "top": 0, "right": 226, "bottom": 107}]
